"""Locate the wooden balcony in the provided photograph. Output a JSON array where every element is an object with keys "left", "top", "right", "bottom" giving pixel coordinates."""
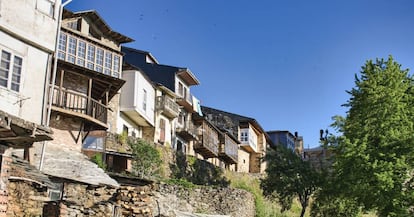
[
  {"left": 219, "top": 133, "right": 238, "bottom": 164},
  {"left": 50, "top": 86, "right": 108, "bottom": 129},
  {"left": 176, "top": 119, "right": 198, "bottom": 141},
  {"left": 176, "top": 93, "right": 193, "bottom": 112},
  {"left": 156, "top": 96, "right": 180, "bottom": 119},
  {"left": 194, "top": 120, "right": 219, "bottom": 158}
]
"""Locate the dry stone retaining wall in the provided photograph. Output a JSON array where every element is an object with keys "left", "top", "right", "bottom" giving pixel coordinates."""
[
  {"left": 7, "top": 178, "right": 254, "bottom": 217},
  {"left": 152, "top": 183, "right": 255, "bottom": 217}
]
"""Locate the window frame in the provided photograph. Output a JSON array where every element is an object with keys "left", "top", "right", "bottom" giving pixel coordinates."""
[
  {"left": 142, "top": 89, "right": 147, "bottom": 111},
  {"left": 57, "top": 32, "right": 122, "bottom": 78},
  {"left": 0, "top": 49, "right": 23, "bottom": 92}
]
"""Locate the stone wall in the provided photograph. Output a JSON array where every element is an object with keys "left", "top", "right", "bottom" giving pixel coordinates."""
[
  {"left": 152, "top": 183, "right": 255, "bottom": 217},
  {"left": 6, "top": 177, "right": 254, "bottom": 217},
  {"left": 7, "top": 181, "right": 48, "bottom": 217}
]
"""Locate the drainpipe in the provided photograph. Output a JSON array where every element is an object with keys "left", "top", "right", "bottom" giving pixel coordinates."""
[{"left": 39, "top": 0, "right": 73, "bottom": 171}]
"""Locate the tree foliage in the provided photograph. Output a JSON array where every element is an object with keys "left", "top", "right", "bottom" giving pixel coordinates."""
[
  {"left": 333, "top": 56, "right": 414, "bottom": 216},
  {"left": 261, "top": 145, "right": 320, "bottom": 217},
  {"left": 130, "top": 139, "right": 162, "bottom": 179}
]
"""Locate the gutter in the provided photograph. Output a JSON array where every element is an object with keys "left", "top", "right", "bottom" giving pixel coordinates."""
[{"left": 39, "top": 0, "right": 73, "bottom": 171}]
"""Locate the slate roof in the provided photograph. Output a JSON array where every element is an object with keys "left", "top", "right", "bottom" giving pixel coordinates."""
[
  {"left": 122, "top": 46, "right": 199, "bottom": 93},
  {"left": 31, "top": 143, "right": 119, "bottom": 187},
  {"left": 201, "top": 106, "right": 273, "bottom": 146},
  {"left": 9, "top": 156, "right": 60, "bottom": 190}
]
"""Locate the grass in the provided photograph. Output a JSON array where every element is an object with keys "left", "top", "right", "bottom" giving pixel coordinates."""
[{"left": 225, "top": 171, "right": 308, "bottom": 217}]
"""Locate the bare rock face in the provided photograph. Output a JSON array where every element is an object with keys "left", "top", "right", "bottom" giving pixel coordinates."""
[{"left": 31, "top": 142, "right": 119, "bottom": 187}]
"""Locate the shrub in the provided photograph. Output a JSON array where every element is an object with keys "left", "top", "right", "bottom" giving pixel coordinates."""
[{"left": 130, "top": 139, "right": 162, "bottom": 179}]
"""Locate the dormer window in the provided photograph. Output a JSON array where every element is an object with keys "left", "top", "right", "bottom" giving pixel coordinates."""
[{"left": 67, "top": 19, "right": 80, "bottom": 31}]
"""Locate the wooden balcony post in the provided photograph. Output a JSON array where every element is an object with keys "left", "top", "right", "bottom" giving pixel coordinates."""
[
  {"left": 59, "top": 69, "right": 65, "bottom": 106},
  {"left": 87, "top": 78, "right": 92, "bottom": 116}
]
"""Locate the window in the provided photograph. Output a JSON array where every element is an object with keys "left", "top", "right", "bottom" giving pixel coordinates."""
[
  {"left": 67, "top": 36, "right": 77, "bottom": 63},
  {"left": 11, "top": 57, "right": 22, "bottom": 92},
  {"left": 36, "top": 0, "right": 55, "bottom": 17},
  {"left": 159, "top": 119, "right": 166, "bottom": 143},
  {"left": 67, "top": 19, "right": 80, "bottom": 31},
  {"left": 240, "top": 130, "right": 248, "bottom": 142},
  {"left": 83, "top": 136, "right": 104, "bottom": 150},
  {"left": 57, "top": 32, "right": 121, "bottom": 77},
  {"left": 178, "top": 112, "right": 185, "bottom": 125},
  {"left": 178, "top": 82, "right": 184, "bottom": 96},
  {"left": 96, "top": 48, "right": 104, "bottom": 72},
  {"left": 0, "top": 51, "right": 11, "bottom": 88},
  {"left": 76, "top": 40, "right": 86, "bottom": 67},
  {"left": 143, "top": 89, "right": 147, "bottom": 111},
  {"left": 86, "top": 44, "right": 95, "bottom": 70},
  {"left": 0, "top": 50, "right": 23, "bottom": 92},
  {"left": 123, "top": 125, "right": 129, "bottom": 136},
  {"left": 113, "top": 55, "right": 120, "bottom": 78},
  {"left": 104, "top": 52, "right": 112, "bottom": 75},
  {"left": 57, "top": 33, "right": 67, "bottom": 60}
]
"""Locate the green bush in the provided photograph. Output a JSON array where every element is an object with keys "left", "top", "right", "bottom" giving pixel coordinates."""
[
  {"left": 130, "top": 139, "right": 162, "bottom": 179},
  {"left": 91, "top": 153, "right": 106, "bottom": 170}
]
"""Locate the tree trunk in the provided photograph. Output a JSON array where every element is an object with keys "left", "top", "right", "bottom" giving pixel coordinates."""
[
  {"left": 299, "top": 198, "right": 308, "bottom": 217},
  {"left": 299, "top": 206, "right": 306, "bottom": 217}
]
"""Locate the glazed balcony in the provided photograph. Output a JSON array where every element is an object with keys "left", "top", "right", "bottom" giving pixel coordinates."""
[
  {"left": 219, "top": 133, "right": 238, "bottom": 164},
  {"left": 156, "top": 96, "right": 180, "bottom": 119},
  {"left": 194, "top": 120, "right": 219, "bottom": 158},
  {"left": 50, "top": 86, "right": 108, "bottom": 129},
  {"left": 176, "top": 120, "right": 198, "bottom": 141}
]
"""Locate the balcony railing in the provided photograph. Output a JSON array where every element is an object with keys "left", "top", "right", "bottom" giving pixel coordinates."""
[
  {"left": 194, "top": 121, "right": 219, "bottom": 158},
  {"left": 219, "top": 134, "right": 238, "bottom": 164},
  {"left": 50, "top": 86, "right": 108, "bottom": 125},
  {"left": 176, "top": 92, "right": 193, "bottom": 111},
  {"left": 156, "top": 96, "right": 180, "bottom": 119},
  {"left": 176, "top": 119, "right": 198, "bottom": 141}
]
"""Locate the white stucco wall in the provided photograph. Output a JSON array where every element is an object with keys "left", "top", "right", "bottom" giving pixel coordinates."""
[
  {"left": 0, "top": 0, "right": 60, "bottom": 124},
  {"left": 154, "top": 115, "right": 173, "bottom": 146},
  {"left": 0, "top": 0, "right": 60, "bottom": 52},
  {"left": 120, "top": 70, "right": 155, "bottom": 126},
  {"left": 116, "top": 113, "right": 142, "bottom": 138},
  {"left": 0, "top": 31, "right": 50, "bottom": 124}
]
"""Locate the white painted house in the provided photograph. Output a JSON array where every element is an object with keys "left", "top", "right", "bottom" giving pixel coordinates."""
[
  {"left": 0, "top": 0, "right": 61, "bottom": 125},
  {"left": 119, "top": 66, "right": 155, "bottom": 140}
]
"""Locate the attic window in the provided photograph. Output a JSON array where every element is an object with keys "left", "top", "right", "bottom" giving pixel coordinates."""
[
  {"left": 89, "top": 27, "right": 101, "bottom": 40},
  {"left": 67, "top": 19, "right": 80, "bottom": 31}
]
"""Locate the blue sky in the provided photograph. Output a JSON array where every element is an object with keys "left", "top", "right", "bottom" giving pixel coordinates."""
[{"left": 67, "top": 0, "right": 414, "bottom": 148}]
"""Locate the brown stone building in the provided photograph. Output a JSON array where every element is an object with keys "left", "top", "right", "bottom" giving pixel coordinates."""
[{"left": 201, "top": 106, "right": 272, "bottom": 173}]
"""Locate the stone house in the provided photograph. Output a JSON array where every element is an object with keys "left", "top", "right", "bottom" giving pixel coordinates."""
[
  {"left": 30, "top": 8, "right": 133, "bottom": 185},
  {"left": 201, "top": 106, "right": 272, "bottom": 173}
]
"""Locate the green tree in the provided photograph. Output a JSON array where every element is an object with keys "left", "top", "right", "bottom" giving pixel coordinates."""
[
  {"left": 130, "top": 139, "right": 162, "bottom": 179},
  {"left": 261, "top": 145, "right": 320, "bottom": 217},
  {"left": 333, "top": 56, "right": 414, "bottom": 216}
]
